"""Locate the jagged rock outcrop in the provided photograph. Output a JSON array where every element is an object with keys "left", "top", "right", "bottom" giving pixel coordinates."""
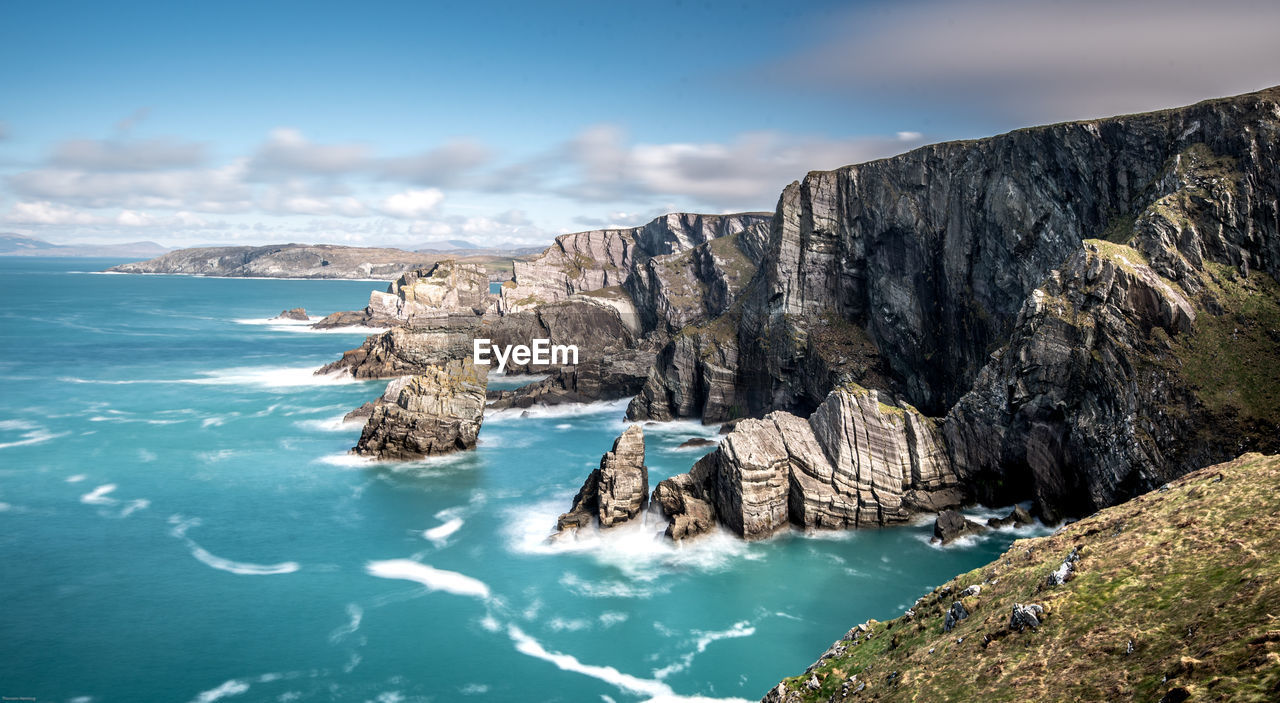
[
  {"left": 624, "top": 226, "right": 769, "bottom": 334},
  {"left": 498, "top": 212, "right": 771, "bottom": 313},
  {"left": 352, "top": 358, "right": 487, "bottom": 460},
  {"left": 314, "top": 261, "right": 492, "bottom": 328},
  {"left": 274, "top": 307, "right": 308, "bottom": 321},
  {"left": 652, "top": 385, "right": 964, "bottom": 540},
  {"left": 555, "top": 425, "right": 648, "bottom": 535}
]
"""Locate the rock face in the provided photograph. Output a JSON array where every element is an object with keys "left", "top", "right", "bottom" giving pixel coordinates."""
[
  {"left": 556, "top": 425, "right": 648, "bottom": 534},
  {"left": 498, "top": 212, "right": 771, "bottom": 313},
  {"left": 637, "top": 86, "right": 1280, "bottom": 521},
  {"left": 352, "top": 358, "right": 487, "bottom": 460},
  {"left": 652, "top": 385, "right": 964, "bottom": 540},
  {"left": 314, "top": 261, "right": 492, "bottom": 329},
  {"left": 274, "top": 307, "right": 308, "bottom": 321},
  {"left": 107, "top": 244, "right": 445, "bottom": 279}
]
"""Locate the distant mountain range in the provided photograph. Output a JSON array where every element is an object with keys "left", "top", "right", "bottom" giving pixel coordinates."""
[{"left": 0, "top": 233, "right": 172, "bottom": 258}]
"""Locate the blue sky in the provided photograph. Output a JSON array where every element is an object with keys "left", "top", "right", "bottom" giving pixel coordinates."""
[{"left": 1, "top": 0, "right": 1277, "bottom": 248}]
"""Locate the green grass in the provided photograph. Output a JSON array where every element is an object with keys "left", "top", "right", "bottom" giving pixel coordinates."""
[{"left": 772, "top": 453, "right": 1280, "bottom": 702}]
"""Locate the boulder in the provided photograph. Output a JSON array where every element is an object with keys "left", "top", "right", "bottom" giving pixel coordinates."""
[
  {"left": 988, "top": 505, "right": 1034, "bottom": 528},
  {"left": 933, "top": 510, "right": 987, "bottom": 544},
  {"left": 274, "top": 307, "right": 308, "bottom": 320}
]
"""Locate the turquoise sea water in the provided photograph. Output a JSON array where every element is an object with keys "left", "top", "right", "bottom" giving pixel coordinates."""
[{"left": 0, "top": 258, "right": 1051, "bottom": 703}]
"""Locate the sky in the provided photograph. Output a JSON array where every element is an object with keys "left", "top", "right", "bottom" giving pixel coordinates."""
[{"left": 1, "top": 0, "right": 1277, "bottom": 249}]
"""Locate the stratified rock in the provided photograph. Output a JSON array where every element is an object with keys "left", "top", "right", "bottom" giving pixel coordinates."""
[
  {"left": 653, "top": 385, "right": 965, "bottom": 540},
  {"left": 314, "top": 261, "right": 490, "bottom": 328},
  {"left": 274, "top": 307, "right": 308, "bottom": 320},
  {"left": 933, "top": 510, "right": 987, "bottom": 544},
  {"left": 499, "top": 212, "right": 770, "bottom": 313},
  {"left": 556, "top": 426, "right": 648, "bottom": 534},
  {"left": 352, "top": 358, "right": 487, "bottom": 460}
]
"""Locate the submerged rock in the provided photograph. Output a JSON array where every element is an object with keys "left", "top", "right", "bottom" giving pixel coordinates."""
[
  {"left": 352, "top": 358, "right": 487, "bottom": 460},
  {"left": 988, "top": 505, "right": 1034, "bottom": 528},
  {"left": 555, "top": 425, "right": 648, "bottom": 535}
]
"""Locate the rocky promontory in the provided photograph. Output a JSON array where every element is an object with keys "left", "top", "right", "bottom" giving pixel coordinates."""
[
  {"left": 555, "top": 425, "right": 649, "bottom": 536},
  {"left": 106, "top": 243, "right": 534, "bottom": 280},
  {"left": 352, "top": 358, "right": 487, "bottom": 460}
]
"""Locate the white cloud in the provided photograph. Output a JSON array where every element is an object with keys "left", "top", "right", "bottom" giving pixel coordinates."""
[
  {"left": 247, "top": 128, "right": 369, "bottom": 177},
  {"left": 5, "top": 201, "right": 104, "bottom": 225},
  {"left": 379, "top": 188, "right": 444, "bottom": 218},
  {"left": 49, "top": 137, "right": 207, "bottom": 171},
  {"left": 761, "top": 0, "right": 1280, "bottom": 125}
]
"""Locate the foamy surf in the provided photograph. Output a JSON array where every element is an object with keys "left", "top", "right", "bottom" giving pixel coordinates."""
[
  {"left": 483, "top": 397, "right": 630, "bottom": 424},
  {"left": 0, "top": 419, "right": 68, "bottom": 449},
  {"left": 505, "top": 500, "right": 750, "bottom": 581},
  {"left": 169, "top": 515, "right": 300, "bottom": 575},
  {"left": 506, "top": 625, "right": 752, "bottom": 703},
  {"left": 365, "top": 559, "right": 491, "bottom": 599},
  {"left": 424, "top": 517, "right": 464, "bottom": 547}
]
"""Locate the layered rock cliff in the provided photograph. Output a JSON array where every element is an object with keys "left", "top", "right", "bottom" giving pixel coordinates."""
[
  {"left": 653, "top": 385, "right": 963, "bottom": 540},
  {"left": 637, "top": 86, "right": 1280, "bottom": 520},
  {"left": 314, "top": 261, "right": 493, "bottom": 328},
  {"left": 352, "top": 358, "right": 487, "bottom": 460},
  {"left": 555, "top": 425, "right": 648, "bottom": 535},
  {"left": 498, "top": 212, "right": 771, "bottom": 313}
]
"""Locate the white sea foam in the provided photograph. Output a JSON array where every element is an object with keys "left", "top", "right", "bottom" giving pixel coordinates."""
[
  {"left": 188, "top": 679, "right": 250, "bottom": 703},
  {"left": 424, "top": 517, "right": 464, "bottom": 547},
  {"left": 599, "top": 611, "right": 629, "bottom": 628},
  {"left": 547, "top": 617, "right": 592, "bottom": 632},
  {"left": 329, "top": 603, "right": 364, "bottom": 643},
  {"left": 188, "top": 544, "right": 301, "bottom": 576},
  {"left": 183, "top": 366, "right": 366, "bottom": 389},
  {"left": 506, "top": 625, "right": 752, "bottom": 702},
  {"left": 653, "top": 621, "right": 756, "bottom": 679},
  {"left": 66, "top": 474, "right": 87, "bottom": 483},
  {"left": 484, "top": 398, "right": 630, "bottom": 424},
  {"left": 233, "top": 317, "right": 314, "bottom": 326},
  {"left": 294, "top": 414, "right": 361, "bottom": 433},
  {"left": 80, "top": 484, "right": 118, "bottom": 505},
  {"left": 506, "top": 500, "right": 750, "bottom": 582},
  {"left": 365, "top": 559, "right": 491, "bottom": 599},
  {"left": 119, "top": 499, "right": 150, "bottom": 517},
  {"left": 235, "top": 317, "right": 390, "bottom": 336},
  {"left": 169, "top": 516, "right": 300, "bottom": 575},
  {"left": 315, "top": 453, "right": 375, "bottom": 469},
  {"left": 0, "top": 419, "right": 68, "bottom": 449}
]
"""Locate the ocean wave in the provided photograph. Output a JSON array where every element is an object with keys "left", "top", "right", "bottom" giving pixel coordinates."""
[
  {"left": 505, "top": 500, "right": 750, "bottom": 582},
  {"left": 483, "top": 397, "right": 630, "bottom": 424},
  {"left": 294, "top": 414, "right": 362, "bottom": 433},
  {"left": 58, "top": 366, "right": 371, "bottom": 390},
  {"left": 0, "top": 419, "right": 68, "bottom": 450},
  {"left": 234, "top": 317, "right": 390, "bottom": 335},
  {"left": 365, "top": 559, "right": 491, "bottom": 599},
  {"left": 188, "top": 679, "right": 249, "bottom": 703}
]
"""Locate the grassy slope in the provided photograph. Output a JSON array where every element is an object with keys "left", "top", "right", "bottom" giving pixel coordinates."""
[{"left": 771, "top": 453, "right": 1280, "bottom": 702}]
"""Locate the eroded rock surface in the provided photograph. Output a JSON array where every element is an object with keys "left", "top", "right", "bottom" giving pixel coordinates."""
[
  {"left": 653, "top": 385, "right": 964, "bottom": 540},
  {"left": 556, "top": 425, "right": 649, "bottom": 534},
  {"left": 352, "top": 358, "right": 487, "bottom": 460}
]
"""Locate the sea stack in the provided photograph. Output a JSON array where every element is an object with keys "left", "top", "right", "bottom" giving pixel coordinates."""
[
  {"left": 352, "top": 358, "right": 487, "bottom": 460},
  {"left": 555, "top": 425, "right": 649, "bottom": 536}
]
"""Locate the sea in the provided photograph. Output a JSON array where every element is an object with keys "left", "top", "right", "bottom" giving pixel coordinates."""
[{"left": 0, "top": 258, "right": 1052, "bottom": 703}]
